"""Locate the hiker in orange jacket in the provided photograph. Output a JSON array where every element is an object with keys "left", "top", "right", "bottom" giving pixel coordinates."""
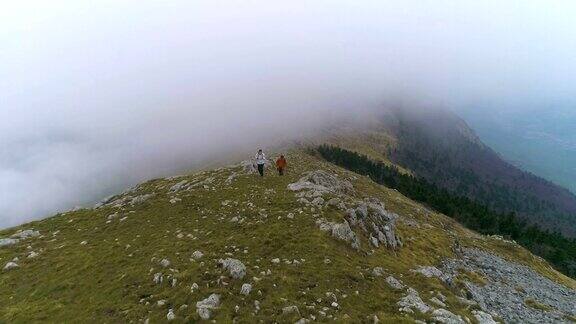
[{"left": 276, "top": 155, "right": 287, "bottom": 176}]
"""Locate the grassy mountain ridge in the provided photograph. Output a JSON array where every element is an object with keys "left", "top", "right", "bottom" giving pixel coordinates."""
[{"left": 1, "top": 148, "right": 574, "bottom": 323}]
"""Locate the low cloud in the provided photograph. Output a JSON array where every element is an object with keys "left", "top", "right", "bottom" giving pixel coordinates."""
[{"left": 1, "top": 0, "right": 575, "bottom": 228}]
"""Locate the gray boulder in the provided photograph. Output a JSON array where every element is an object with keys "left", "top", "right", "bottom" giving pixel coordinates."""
[
  {"left": 196, "top": 294, "right": 220, "bottom": 320},
  {"left": 240, "top": 283, "right": 252, "bottom": 295},
  {"left": 385, "top": 276, "right": 405, "bottom": 290},
  {"left": 3, "top": 262, "right": 19, "bottom": 271},
  {"left": 0, "top": 238, "right": 19, "bottom": 247},
  {"left": 218, "top": 258, "right": 247, "bottom": 279},
  {"left": 398, "top": 288, "right": 430, "bottom": 314},
  {"left": 11, "top": 229, "right": 40, "bottom": 239}
]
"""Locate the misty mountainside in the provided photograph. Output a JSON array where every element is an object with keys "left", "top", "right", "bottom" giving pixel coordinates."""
[
  {"left": 462, "top": 107, "right": 576, "bottom": 196},
  {"left": 1, "top": 142, "right": 576, "bottom": 323},
  {"left": 380, "top": 108, "right": 576, "bottom": 238}
]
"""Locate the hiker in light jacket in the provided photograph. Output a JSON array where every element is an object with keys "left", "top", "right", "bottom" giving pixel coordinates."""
[{"left": 255, "top": 149, "right": 267, "bottom": 177}]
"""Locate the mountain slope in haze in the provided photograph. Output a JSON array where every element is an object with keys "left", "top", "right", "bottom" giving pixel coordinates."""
[
  {"left": 462, "top": 107, "right": 576, "bottom": 195},
  {"left": 1, "top": 148, "right": 575, "bottom": 323},
  {"left": 379, "top": 108, "right": 576, "bottom": 238}
]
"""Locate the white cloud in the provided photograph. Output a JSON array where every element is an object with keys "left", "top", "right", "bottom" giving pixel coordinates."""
[{"left": 1, "top": 0, "right": 576, "bottom": 227}]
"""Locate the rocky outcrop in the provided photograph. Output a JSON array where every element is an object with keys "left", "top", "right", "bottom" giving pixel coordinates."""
[
  {"left": 430, "top": 308, "right": 465, "bottom": 324},
  {"left": 441, "top": 248, "right": 576, "bottom": 323},
  {"left": 398, "top": 288, "right": 431, "bottom": 314},
  {"left": 0, "top": 229, "right": 40, "bottom": 248},
  {"left": 288, "top": 170, "right": 354, "bottom": 197},
  {"left": 99, "top": 193, "right": 154, "bottom": 208},
  {"left": 290, "top": 171, "right": 402, "bottom": 251},
  {"left": 345, "top": 200, "right": 402, "bottom": 250},
  {"left": 11, "top": 230, "right": 40, "bottom": 239},
  {"left": 317, "top": 219, "right": 361, "bottom": 249},
  {"left": 0, "top": 238, "right": 19, "bottom": 247},
  {"left": 472, "top": 310, "right": 497, "bottom": 324}
]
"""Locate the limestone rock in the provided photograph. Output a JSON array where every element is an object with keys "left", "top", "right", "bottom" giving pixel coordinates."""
[
  {"left": 288, "top": 170, "right": 354, "bottom": 196},
  {"left": 317, "top": 219, "right": 360, "bottom": 250},
  {"left": 398, "top": 288, "right": 430, "bottom": 314},
  {"left": 472, "top": 310, "right": 497, "bottom": 324},
  {"left": 240, "top": 283, "right": 252, "bottom": 295},
  {"left": 166, "top": 309, "right": 176, "bottom": 321},
  {"left": 218, "top": 258, "right": 246, "bottom": 279},
  {"left": 0, "top": 238, "right": 19, "bottom": 247},
  {"left": 169, "top": 180, "right": 188, "bottom": 193},
  {"left": 191, "top": 251, "right": 204, "bottom": 260},
  {"left": 130, "top": 194, "right": 154, "bottom": 206},
  {"left": 282, "top": 305, "right": 300, "bottom": 315},
  {"left": 430, "top": 297, "right": 447, "bottom": 308},
  {"left": 372, "top": 267, "right": 385, "bottom": 277},
  {"left": 11, "top": 229, "right": 40, "bottom": 239},
  {"left": 385, "top": 276, "right": 405, "bottom": 290},
  {"left": 440, "top": 248, "right": 576, "bottom": 323},
  {"left": 431, "top": 309, "right": 465, "bottom": 324},
  {"left": 196, "top": 294, "right": 220, "bottom": 320},
  {"left": 413, "top": 266, "right": 445, "bottom": 278},
  {"left": 197, "top": 307, "right": 211, "bottom": 320},
  {"left": 311, "top": 197, "right": 325, "bottom": 206},
  {"left": 3, "top": 262, "right": 19, "bottom": 271}
]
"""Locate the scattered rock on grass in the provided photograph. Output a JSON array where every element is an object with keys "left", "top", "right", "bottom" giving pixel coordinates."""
[
  {"left": 191, "top": 251, "right": 204, "bottom": 260},
  {"left": 372, "top": 267, "right": 385, "bottom": 277},
  {"left": 398, "top": 288, "right": 430, "bottom": 314},
  {"left": 0, "top": 238, "right": 19, "bottom": 247},
  {"left": 282, "top": 305, "right": 300, "bottom": 315},
  {"left": 166, "top": 309, "right": 176, "bottom": 321},
  {"left": 218, "top": 258, "right": 246, "bottom": 279},
  {"left": 240, "top": 283, "right": 252, "bottom": 295},
  {"left": 386, "top": 276, "right": 405, "bottom": 290},
  {"left": 3, "top": 262, "right": 18, "bottom": 271},
  {"left": 196, "top": 294, "right": 220, "bottom": 320},
  {"left": 12, "top": 229, "right": 40, "bottom": 239},
  {"left": 413, "top": 266, "right": 445, "bottom": 279}
]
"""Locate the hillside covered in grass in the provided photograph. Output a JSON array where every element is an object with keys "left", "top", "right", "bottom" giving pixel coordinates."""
[
  {"left": 317, "top": 145, "right": 576, "bottom": 278},
  {"left": 1, "top": 148, "right": 575, "bottom": 323}
]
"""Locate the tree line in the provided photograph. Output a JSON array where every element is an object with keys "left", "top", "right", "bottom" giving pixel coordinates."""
[{"left": 317, "top": 145, "right": 576, "bottom": 278}]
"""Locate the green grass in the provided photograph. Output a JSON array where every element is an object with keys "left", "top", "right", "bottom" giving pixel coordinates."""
[
  {"left": 0, "top": 150, "right": 573, "bottom": 323},
  {"left": 524, "top": 298, "right": 554, "bottom": 312}
]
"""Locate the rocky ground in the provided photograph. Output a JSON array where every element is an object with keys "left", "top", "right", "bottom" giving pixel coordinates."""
[{"left": 0, "top": 150, "right": 574, "bottom": 323}]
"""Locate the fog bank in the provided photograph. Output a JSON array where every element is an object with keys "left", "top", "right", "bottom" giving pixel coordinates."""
[{"left": 1, "top": 1, "right": 576, "bottom": 228}]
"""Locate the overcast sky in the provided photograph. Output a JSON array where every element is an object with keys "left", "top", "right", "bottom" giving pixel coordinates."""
[{"left": 1, "top": 0, "right": 576, "bottom": 228}]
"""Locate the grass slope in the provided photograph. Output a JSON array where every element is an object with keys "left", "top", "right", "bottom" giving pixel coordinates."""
[{"left": 0, "top": 150, "right": 573, "bottom": 323}]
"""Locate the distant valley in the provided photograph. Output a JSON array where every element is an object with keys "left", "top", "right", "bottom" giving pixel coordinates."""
[{"left": 462, "top": 107, "right": 576, "bottom": 195}]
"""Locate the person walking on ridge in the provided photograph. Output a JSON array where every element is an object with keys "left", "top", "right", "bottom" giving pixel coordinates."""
[
  {"left": 276, "top": 155, "right": 287, "bottom": 176},
  {"left": 255, "top": 149, "right": 267, "bottom": 177}
]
